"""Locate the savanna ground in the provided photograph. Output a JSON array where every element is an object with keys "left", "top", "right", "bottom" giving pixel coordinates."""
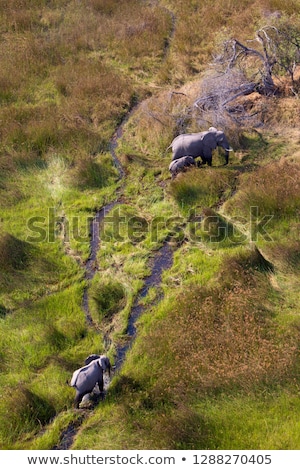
[{"left": 0, "top": 0, "right": 300, "bottom": 450}]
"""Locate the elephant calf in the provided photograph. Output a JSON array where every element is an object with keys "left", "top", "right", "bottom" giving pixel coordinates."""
[
  {"left": 169, "top": 155, "right": 195, "bottom": 178},
  {"left": 70, "top": 355, "right": 111, "bottom": 408}
]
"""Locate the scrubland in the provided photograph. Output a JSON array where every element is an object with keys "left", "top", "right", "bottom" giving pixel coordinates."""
[{"left": 0, "top": 0, "right": 300, "bottom": 450}]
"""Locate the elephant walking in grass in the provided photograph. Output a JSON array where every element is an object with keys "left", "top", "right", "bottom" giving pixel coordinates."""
[
  {"left": 70, "top": 355, "right": 111, "bottom": 408},
  {"left": 168, "top": 127, "right": 231, "bottom": 166},
  {"left": 169, "top": 155, "right": 195, "bottom": 178}
]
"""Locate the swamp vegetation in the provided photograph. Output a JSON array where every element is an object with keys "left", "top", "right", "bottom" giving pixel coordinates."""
[{"left": 1, "top": 0, "right": 300, "bottom": 450}]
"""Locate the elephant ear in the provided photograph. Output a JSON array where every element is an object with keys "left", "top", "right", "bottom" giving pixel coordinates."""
[
  {"left": 99, "top": 355, "right": 111, "bottom": 372},
  {"left": 202, "top": 131, "right": 218, "bottom": 150},
  {"left": 216, "top": 131, "right": 226, "bottom": 143}
]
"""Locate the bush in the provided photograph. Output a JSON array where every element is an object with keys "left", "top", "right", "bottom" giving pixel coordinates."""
[
  {"left": 89, "top": 276, "right": 126, "bottom": 322},
  {"left": 225, "top": 161, "right": 300, "bottom": 222},
  {"left": 0, "top": 233, "right": 31, "bottom": 271},
  {"left": 70, "top": 154, "right": 118, "bottom": 190},
  {"left": 144, "top": 263, "right": 297, "bottom": 402},
  {"left": 263, "top": 241, "right": 300, "bottom": 273},
  {"left": 169, "top": 167, "right": 236, "bottom": 213},
  {"left": 0, "top": 386, "right": 56, "bottom": 447}
]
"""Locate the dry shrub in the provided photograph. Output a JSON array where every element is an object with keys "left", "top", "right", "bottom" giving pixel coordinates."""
[
  {"left": 264, "top": 241, "right": 300, "bottom": 273},
  {"left": 143, "top": 251, "right": 298, "bottom": 401},
  {"left": 54, "top": 58, "right": 134, "bottom": 128},
  {"left": 85, "top": 0, "right": 121, "bottom": 15},
  {"left": 264, "top": 97, "right": 300, "bottom": 128},
  {"left": 0, "top": 157, "right": 23, "bottom": 207},
  {"left": 1, "top": 104, "right": 66, "bottom": 161},
  {"left": 92, "top": 1, "right": 171, "bottom": 65}
]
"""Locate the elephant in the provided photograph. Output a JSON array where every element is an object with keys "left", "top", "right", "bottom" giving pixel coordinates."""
[
  {"left": 70, "top": 355, "right": 111, "bottom": 408},
  {"left": 169, "top": 155, "right": 195, "bottom": 178},
  {"left": 168, "top": 127, "right": 231, "bottom": 166}
]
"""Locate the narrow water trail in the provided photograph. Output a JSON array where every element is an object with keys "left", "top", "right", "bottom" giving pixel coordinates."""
[
  {"left": 115, "top": 242, "right": 174, "bottom": 369},
  {"left": 82, "top": 200, "right": 118, "bottom": 327}
]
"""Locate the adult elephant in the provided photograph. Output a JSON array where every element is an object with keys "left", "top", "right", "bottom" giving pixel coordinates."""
[
  {"left": 70, "top": 355, "right": 111, "bottom": 408},
  {"left": 169, "top": 127, "right": 231, "bottom": 166}
]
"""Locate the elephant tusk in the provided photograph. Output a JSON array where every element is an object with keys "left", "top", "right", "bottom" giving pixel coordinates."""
[{"left": 225, "top": 148, "right": 233, "bottom": 151}]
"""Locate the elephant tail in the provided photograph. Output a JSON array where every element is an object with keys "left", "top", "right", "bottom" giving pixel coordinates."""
[{"left": 164, "top": 144, "right": 172, "bottom": 155}]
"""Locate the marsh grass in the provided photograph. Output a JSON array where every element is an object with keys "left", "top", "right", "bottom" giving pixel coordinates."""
[
  {"left": 169, "top": 167, "right": 237, "bottom": 214},
  {"left": 89, "top": 275, "right": 126, "bottom": 324},
  {"left": 70, "top": 153, "right": 119, "bottom": 190},
  {"left": 0, "top": 233, "right": 31, "bottom": 271},
  {"left": 0, "top": 283, "right": 96, "bottom": 448},
  {"left": 224, "top": 161, "right": 300, "bottom": 241},
  {"left": 0, "top": 386, "right": 56, "bottom": 447},
  {"left": 1, "top": 0, "right": 300, "bottom": 451}
]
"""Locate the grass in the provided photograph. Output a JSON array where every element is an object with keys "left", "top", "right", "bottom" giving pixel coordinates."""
[
  {"left": 1, "top": 0, "right": 300, "bottom": 451},
  {"left": 89, "top": 275, "right": 126, "bottom": 324},
  {"left": 73, "top": 244, "right": 300, "bottom": 449},
  {"left": 168, "top": 167, "right": 237, "bottom": 215},
  {"left": 192, "top": 391, "right": 300, "bottom": 450},
  {"left": 224, "top": 160, "right": 300, "bottom": 243}
]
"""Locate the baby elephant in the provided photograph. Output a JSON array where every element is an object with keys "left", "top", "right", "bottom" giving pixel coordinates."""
[
  {"left": 169, "top": 155, "right": 195, "bottom": 178},
  {"left": 70, "top": 355, "right": 111, "bottom": 408}
]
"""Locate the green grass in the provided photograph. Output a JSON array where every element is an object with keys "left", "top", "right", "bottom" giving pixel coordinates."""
[
  {"left": 1, "top": 0, "right": 300, "bottom": 451},
  {"left": 193, "top": 391, "right": 300, "bottom": 450},
  {"left": 169, "top": 167, "right": 237, "bottom": 215}
]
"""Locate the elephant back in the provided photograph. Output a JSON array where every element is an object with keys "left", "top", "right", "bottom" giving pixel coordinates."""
[
  {"left": 71, "top": 360, "right": 102, "bottom": 393},
  {"left": 171, "top": 132, "right": 207, "bottom": 160}
]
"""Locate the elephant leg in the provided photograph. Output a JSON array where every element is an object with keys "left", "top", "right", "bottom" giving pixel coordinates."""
[
  {"left": 74, "top": 390, "right": 85, "bottom": 409},
  {"left": 203, "top": 150, "right": 212, "bottom": 166},
  {"left": 98, "top": 376, "right": 104, "bottom": 394}
]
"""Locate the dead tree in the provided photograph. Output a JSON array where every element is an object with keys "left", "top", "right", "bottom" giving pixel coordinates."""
[
  {"left": 214, "top": 28, "right": 281, "bottom": 98},
  {"left": 194, "top": 21, "right": 300, "bottom": 129}
]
